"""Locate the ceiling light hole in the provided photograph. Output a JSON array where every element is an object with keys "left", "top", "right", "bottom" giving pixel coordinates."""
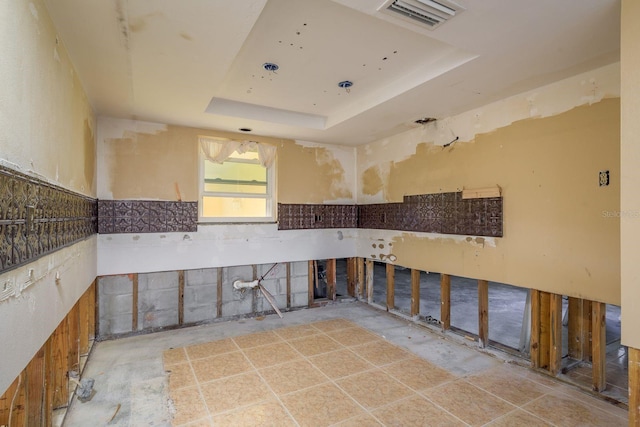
[
  {"left": 239, "top": 128, "right": 252, "bottom": 132},
  {"left": 338, "top": 80, "right": 353, "bottom": 94},
  {"left": 303, "top": 23, "right": 307, "bottom": 26},
  {"left": 263, "top": 62, "right": 279, "bottom": 72},
  {"left": 383, "top": 57, "right": 388, "bottom": 60},
  {"left": 296, "top": 31, "right": 300, "bottom": 35}
]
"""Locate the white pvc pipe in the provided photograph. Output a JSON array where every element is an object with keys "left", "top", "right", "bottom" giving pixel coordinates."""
[{"left": 233, "top": 279, "right": 259, "bottom": 290}]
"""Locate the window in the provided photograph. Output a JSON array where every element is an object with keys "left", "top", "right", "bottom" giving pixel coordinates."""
[{"left": 199, "top": 139, "right": 276, "bottom": 222}]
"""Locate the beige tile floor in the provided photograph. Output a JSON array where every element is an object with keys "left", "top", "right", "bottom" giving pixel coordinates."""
[{"left": 163, "top": 318, "right": 628, "bottom": 427}]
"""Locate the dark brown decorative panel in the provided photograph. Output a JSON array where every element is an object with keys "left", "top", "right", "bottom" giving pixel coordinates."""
[
  {"left": 277, "top": 204, "right": 358, "bottom": 230},
  {"left": 0, "top": 165, "right": 97, "bottom": 274},
  {"left": 279, "top": 192, "right": 503, "bottom": 237},
  {"left": 98, "top": 200, "right": 198, "bottom": 234}
]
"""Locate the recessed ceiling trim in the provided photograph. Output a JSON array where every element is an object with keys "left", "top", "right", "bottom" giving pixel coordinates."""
[{"left": 206, "top": 98, "right": 327, "bottom": 130}]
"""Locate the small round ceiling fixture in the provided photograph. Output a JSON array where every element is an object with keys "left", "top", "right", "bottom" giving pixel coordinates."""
[
  {"left": 239, "top": 127, "right": 252, "bottom": 132},
  {"left": 338, "top": 80, "right": 353, "bottom": 89},
  {"left": 263, "top": 62, "right": 279, "bottom": 72}
]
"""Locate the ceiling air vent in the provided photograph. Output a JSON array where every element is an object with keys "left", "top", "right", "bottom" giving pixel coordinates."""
[{"left": 381, "top": 0, "right": 462, "bottom": 30}]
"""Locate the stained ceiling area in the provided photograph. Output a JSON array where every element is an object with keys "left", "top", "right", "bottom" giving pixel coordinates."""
[{"left": 43, "top": 0, "right": 620, "bottom": 145}]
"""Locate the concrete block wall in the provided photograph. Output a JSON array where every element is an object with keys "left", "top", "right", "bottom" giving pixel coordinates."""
[
  {"left": 138, "top": 271, "right": 179, "bottom": 330},
  {"left": 97, "top": 262, "right": 309, "bottom": 338},
  {"left": 255, "top": 263, "right": 288, "bottom": 313},
  {"left": 223, "top": 265, "right": 256, "bottom": 316},
  {"left": 98, "top": 274, "right": 134, "bottom": 336},
  {"left": 184, "top": 268, "right": 218, "bottom": 323}
]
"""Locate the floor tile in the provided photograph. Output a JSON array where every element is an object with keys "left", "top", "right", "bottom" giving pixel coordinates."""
[
  {"left": 486, "top": 409, "right": 552, "bottom": 426},
  {"left": 466, "top": 365, "right": 550, "bottom": 406},
  {"left": 336, "top": 370, "right": 413, "bottom": 410},
  {"left": 288, "top": 333, "right": 343, "bottom": 356},
  {"left": 185, "top": 338, "right": 237, "bottom": 360},
  {"left": 191, "top": 351, "right": 252, "bottom": 383},
  {"left": 325, "top": 326, "right": 382, "bottom": 347},
  {"left": 281, "top": 383, "right": 365, "bottom": 427},
  {"left": 200, "top": 372, "right": 272, "bottom": 414},
  {"left": 311, "top": 318, "right": 357, "bottom": 331},
  {"left": 232, "top": 330, "right": 282, "bottom": 349},
  {"left": 242, "top": 341, "right": 302, "bottom": 369},
  {"left": 274, "top": 324, "right": 322, "bottom": 340},
  {"left": 177, "top": 418, "right": 213, "bottom": 427},
  {"left": 309, "top": 348, "right": 374, "bottom": 380},
  {"left": 259, "top": 359, "right": 328, "bottom": 394},
  {"left": 334, "top": 413, "right": 383, "bottom": 426},
  {"left": 165, "top": 362, "right": 196, "bottom": 391},
  {"left": 351, "top": 339, "right": 412, "bottom": 366},
  {"left": 372, "top": 395, "right": 466, "bottom": 427},
  {"left": 383, "top": 357, "right": 456, "bottom": 391},
  {"left": 163, "top": 347, "right": 187, "bottom": 366},
  {"left": 169, "top": 386, "right": 209, "bottom": 426},
  {"left": 523, "top": 392, "right": 627, "bottom": 426},
  {"left": 212, "top": 399, "right": 296, "bottom": 427},
  {"left": 422, "top": 379, "right": 515, "bottom": 426}
]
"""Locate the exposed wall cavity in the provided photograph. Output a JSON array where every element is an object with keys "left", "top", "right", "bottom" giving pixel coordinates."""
[{"left": 97, "top": 262, "right": 309, "bottom": 338}]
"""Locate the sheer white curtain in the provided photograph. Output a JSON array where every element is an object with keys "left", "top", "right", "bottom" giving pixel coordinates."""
[{"left": 199, "top": 137, "right": 276, "bottom": 168}]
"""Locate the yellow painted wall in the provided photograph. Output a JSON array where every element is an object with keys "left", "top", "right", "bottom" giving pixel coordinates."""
[
  {"left": 620, "top": 0, "right": 640, "bottom": 348},
  {"left": 358, "top": 93, "right": 620, "bottom": 304},
  {"left": 98, "top": 119, "right": 355, "bottom": 204}
]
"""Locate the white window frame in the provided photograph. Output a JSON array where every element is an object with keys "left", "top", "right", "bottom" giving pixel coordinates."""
[{"left": 198, "top": 146, "right": 277, "bottom": 223}]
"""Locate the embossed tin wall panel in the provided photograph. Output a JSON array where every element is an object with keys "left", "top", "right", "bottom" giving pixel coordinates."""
[
  {"left": 97, "top": 200, "right": 198, "bottom": 234},
  {"left": 0, "top": 165, "right": 98, "bottom": 274},
  {"left": 277, "top": 204, "right": 358, "bottom": 230},
  {"left": 278, "top": 192, "right": 503, "bottom": 237}
]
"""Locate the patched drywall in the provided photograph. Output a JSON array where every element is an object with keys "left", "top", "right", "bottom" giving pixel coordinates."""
[
  {"left": 361, "top": 165, "right": 384, "bottom": 196},
  {"left": 98, "top": 119, "right": 354, "bottom": 204},
  {"left": 357, "top": 98, "right": 620, "bottom": 305},
  {"left": 277, "top": 140, "right": 355, "bottom": 204},
  {"left": 98, "top": 118, "right": 287, "bottom": 200},
  {"left": 0, "top": 0, "right": 95, "bottom": 196}
]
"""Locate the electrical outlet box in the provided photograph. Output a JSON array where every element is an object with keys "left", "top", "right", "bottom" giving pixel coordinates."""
[{"left": 599, "top": 170, "right": 610, "bottom": 187}]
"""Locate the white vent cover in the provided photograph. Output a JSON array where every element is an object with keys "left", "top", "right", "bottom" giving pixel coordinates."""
[{"left": 380, "top": 0, "right": 463, "bottom": 30}]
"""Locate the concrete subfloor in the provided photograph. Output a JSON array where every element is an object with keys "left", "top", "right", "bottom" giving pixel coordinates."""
[{"left": 63, "top": 302, "right": 628, "bottom": 426}]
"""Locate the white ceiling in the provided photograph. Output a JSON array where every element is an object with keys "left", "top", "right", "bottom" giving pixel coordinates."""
[{"left": 43, "top": 0, "right": 620, "bottom": 145}]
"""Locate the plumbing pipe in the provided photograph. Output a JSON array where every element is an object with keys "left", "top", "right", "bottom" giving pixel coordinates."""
[
  {"left": 233, "top": 279, "right": 258, "bottom": 290},
  {"left": 232, "top": 279, "right": 283, "bottom": 318}
]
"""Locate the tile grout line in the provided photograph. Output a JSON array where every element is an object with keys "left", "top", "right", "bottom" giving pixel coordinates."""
[{"left": 235, "top": 350, "right": 302, "bottom": 427}]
